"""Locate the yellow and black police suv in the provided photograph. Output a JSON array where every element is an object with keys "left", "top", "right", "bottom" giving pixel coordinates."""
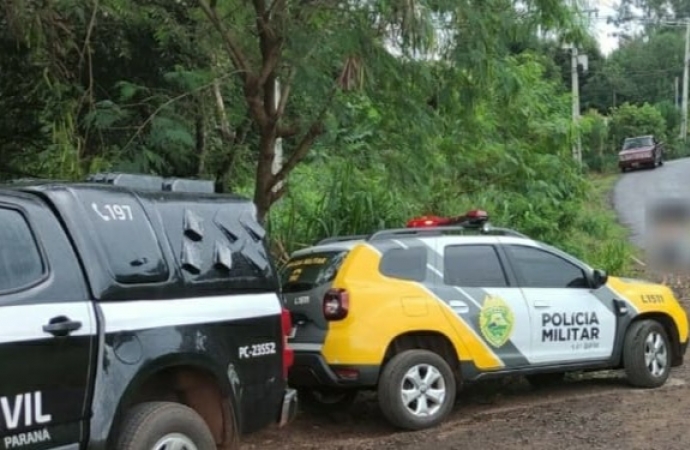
[{"left": 282, "top": 210, "right": 689, "bottom": 431}]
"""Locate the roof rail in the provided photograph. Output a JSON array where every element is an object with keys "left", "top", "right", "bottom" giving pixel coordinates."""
[
  {"left": 4, "top": 178, "right": 52, "bottom": 184},
  {"left": 311, "top": 223, "right": 527, "bottom": 248},
  {"left": 367, "top": 225, "right": 527, "bottom": 241},
  {"left": 86, "top": 172, "right": 215, "bottom": 194},
  {"left": 316, "top": 235, "right": 369, "bottom": 245}
]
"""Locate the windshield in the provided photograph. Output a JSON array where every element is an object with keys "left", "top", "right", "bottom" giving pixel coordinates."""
[
  {"left": 623, "top": 136, "right": 654, "bottom": 150},
  {"left": 281, "top": 250, "right": 348, "bottom": 293}
]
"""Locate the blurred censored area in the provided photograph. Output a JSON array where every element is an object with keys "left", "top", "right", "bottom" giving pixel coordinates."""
[{"left": 646, "top": 198, "right": 690, "bottom": 274}]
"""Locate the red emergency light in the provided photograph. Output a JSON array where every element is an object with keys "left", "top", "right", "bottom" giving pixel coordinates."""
[{"left": 406, "top": 209, "right": 489, "bottom": 228}]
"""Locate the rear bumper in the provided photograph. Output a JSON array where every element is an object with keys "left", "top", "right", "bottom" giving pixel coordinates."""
[
  {"left": 277, "top": 388, "right": 298, "bottom": 427},
  {"left": 619, "top": 157, "right": 655, "bottom": 169},
  {"left": 288, "top": 351, "right": 380, "bottom": 388}
]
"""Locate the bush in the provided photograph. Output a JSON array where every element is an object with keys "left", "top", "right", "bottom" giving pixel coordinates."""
[
  {"left": 609, "top": 102, "right": 666, "bottom": 150},
  {"left": 580, "top": 109, "right": 614, "bottom": 171}
]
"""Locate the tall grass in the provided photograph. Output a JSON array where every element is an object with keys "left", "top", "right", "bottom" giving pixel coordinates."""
[{"left": 268, "top": 163, "right": 636, "bottom": 275}]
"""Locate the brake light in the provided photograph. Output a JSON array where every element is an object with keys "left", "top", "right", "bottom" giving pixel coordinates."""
[
  {"left": 323, "top": 289, "right": 349, "bottom": 321},
  {"left": 280, "top": 308, "right": 294, "bottom": 379}
]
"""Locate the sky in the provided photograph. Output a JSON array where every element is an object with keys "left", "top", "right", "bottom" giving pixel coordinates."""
[{"left": 590, "top": 0, "right": 624, "bottom": 55}]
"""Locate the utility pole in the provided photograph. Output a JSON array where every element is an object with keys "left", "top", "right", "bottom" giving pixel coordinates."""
[
  {"left": 571, "top": 44, "right": 582, "bottom": 164},
  {"left": 681, "top": 19, "right": 690, "bottom": 140},
  {"left": 567, "top": 1, "right": 596, "bottom": 165},
  {"left": 675, "top": 77, "right": 680, "bottom": 109}
]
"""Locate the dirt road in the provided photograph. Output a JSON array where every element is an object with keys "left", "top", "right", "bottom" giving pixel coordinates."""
[
  {"left": 613, "top": 158, "right": 690, "bottom": 248},
  {"left": 244, "top": 363, "right": 690, "bottom": 450}
]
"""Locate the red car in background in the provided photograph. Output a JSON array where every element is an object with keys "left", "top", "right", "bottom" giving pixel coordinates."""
[{"left": 618, "top": 134, "right": 664, "bottom": 172}]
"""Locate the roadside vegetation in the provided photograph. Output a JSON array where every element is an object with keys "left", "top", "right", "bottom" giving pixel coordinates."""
[{"left": 0, "top": 0, "right": 679, "bottom": 276}]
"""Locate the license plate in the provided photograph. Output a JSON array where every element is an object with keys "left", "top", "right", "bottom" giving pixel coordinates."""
[{"left": 288, "top": 326, "right": 297, "bottom": 339}]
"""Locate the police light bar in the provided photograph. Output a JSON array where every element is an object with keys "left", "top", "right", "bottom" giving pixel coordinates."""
[
  {"left": 406, "top": 210, "right": 489, "bottom": 228},
  {"left": 406, "top": 215, "right": 452, "bottom": 228}
]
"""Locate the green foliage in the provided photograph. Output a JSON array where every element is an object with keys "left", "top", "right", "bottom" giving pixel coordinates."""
[
  {"left": 580, "top": 110, "right": 613, "bottom": 172},
  {"left": 0, "top": 0, "right": 635, "bottom": 275},
  {"left": 609, "top": 102, "right": 667, "bottom": 148},
  {"left": 268, "top": 53, "right": 633, "bottom": 274}
]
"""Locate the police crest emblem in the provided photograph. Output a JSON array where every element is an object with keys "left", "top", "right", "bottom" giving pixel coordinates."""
[{"left": 478, "top": 295, "right": 514, "bottom": 348}]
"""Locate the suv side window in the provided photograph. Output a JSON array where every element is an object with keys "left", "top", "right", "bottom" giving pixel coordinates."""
[
  {"left": 0, "top": 207, "right": 45, "bottom": 293},
  {"left": 444, "top": 244, "right": 508, "bottom": 287},
  {"left": 505, "top": 244, "right": 589, "bottom": 288},
  {"left": 76, "top": 189, "right": 169, "bottom": 285},
  {"left": 379, "top": 246, "right": 427, "bottom": 282}
]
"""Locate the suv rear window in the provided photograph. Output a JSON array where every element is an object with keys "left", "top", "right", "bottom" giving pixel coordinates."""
[
  {"left": 0, "top": 208, "right": 45, "bottom": 292},
  {"left": 281, "top": 250, "right": 347, "bottom": 293}
]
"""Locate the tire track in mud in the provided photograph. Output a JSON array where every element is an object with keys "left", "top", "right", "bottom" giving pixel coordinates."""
[{"left": 242, "top": 369, "right": 689, "bottom": 449}]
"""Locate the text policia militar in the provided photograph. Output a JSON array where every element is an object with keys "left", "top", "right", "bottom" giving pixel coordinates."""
[{"left": 541, "top": 311, "right": 600, "bottom": 341}]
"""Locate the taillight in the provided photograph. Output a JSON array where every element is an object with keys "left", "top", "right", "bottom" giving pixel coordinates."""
[
  {"left": 323, "top": 289, "right": 349, "bottom": 321},
  {"left": 281, "top": 308, "right": 294, "bottom": 379}
]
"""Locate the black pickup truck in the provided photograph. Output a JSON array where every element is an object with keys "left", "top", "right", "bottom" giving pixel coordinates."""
[{"left": 0, "top": 173, "right": 297, "bottom": 450}]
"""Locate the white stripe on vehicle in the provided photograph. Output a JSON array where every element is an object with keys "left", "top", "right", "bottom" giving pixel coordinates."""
[
  {"left": 427, "top": 264, "right": 443, "bottom": 278},
  {"left": 0, "top": 293, "right": 281, "bottom": 344},
  {"left": 99, "top": 293, "right": 281, "bottom": 333},
  {"left": 392, "top": 239, "right": 409, "bottom": 249}
]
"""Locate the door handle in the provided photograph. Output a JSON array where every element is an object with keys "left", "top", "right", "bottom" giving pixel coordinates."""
[
  {"left": 533, "top": 301, "right": 550, "bottom": 308},
  {"left": 43, "top": 316, "right": 82, "bottom": 337}
]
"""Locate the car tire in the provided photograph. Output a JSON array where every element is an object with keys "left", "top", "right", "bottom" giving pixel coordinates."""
[
  {"left": 377, "top": 350, "right": 456, "bottom": 431},
  {"left": 623, "top": 320, "right": 671, "bottom": 388},
  {"left": 115, "top": 402, "right": 217, "bottom": 450},
  {"left": 525, "top": 372, "right": 565, "bottom": 388},
  {"left": 297, "top": 388, "right": 358, "bottom": 412},
  {"left": 620, "top": 167, "right": 627, "bottom": 173}
]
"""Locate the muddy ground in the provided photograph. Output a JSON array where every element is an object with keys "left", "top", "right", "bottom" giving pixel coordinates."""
[{"left": 241, "top": 272, "right": 690, "bottom": 450}]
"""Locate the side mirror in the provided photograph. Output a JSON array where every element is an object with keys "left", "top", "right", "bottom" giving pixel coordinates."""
[{"left": 592, "top": 269, "right": 608, "bottom": 289}]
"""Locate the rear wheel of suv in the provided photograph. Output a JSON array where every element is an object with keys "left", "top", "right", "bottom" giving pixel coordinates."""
[
  {"left": 378, "top": 350, "right": 456, "bottom": 431},
  {"left": 298, "top": 388, "right": 358, "bottom": 412},
  {"left": 115, "top": 401, "right": 216, "bottom": 450}
]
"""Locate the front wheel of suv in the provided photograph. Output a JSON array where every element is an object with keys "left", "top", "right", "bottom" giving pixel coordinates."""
[
  {"left": 377, "top": 350, "right": 456, "bottom": 431},
  {"left": 623, "top": 320, "right": 671, "bottom": 388}
]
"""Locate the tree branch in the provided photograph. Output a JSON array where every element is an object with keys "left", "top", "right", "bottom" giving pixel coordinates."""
[
  {"left": 269, "top": 87, "right": 337, "bottom": 189},
  {"left": 257, "top": 42, "right": 283, "bottom": 88},
  {"left": 212, "top": 77, "right": 235, "bottom": 142},
  {"left": 197, "top": 0, "right": 251, "bottom": 79},
  {"left": 276, "top": 67, "right": 296, "bottom": 117},
  {"left": 120, "top": 72, "right": 238, "bottom": 153}
]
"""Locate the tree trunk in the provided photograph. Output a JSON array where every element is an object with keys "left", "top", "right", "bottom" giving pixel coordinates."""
[{"left": 254, "top": 130, "right": 277, "bottom": 223}]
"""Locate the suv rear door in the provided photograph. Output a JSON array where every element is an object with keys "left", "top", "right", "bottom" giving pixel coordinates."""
[
  {"left": 436, "top": 237, "right": 533, "bottom": 369},
  {"left": 281, "top": 246, "right": 352, "bottom": 352},
  {"left": 0, "top": 194, "right": 96, "bottom": 447}
]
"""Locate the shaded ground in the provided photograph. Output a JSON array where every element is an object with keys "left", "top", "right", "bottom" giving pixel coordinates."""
[{"left": 243, "top": 273, "right": 690, "bottom": 450}]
